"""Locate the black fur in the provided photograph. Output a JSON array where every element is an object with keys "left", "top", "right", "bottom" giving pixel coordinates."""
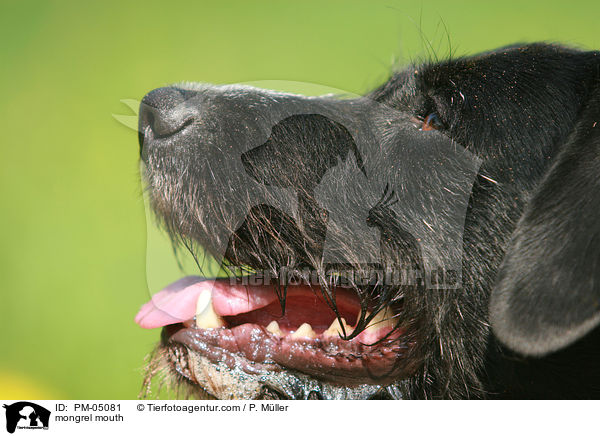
[{"left": 138, "top": 43, "right": 600, "bottom": 399}]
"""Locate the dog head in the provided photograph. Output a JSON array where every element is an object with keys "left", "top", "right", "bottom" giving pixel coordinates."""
[{"left": 136, "top": 43, "right": 600, "bottom": 399}]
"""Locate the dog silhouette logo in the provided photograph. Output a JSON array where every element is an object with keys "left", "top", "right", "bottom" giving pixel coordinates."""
[{"left": 2, "top": 402, "right": 50, "bottom": 433}]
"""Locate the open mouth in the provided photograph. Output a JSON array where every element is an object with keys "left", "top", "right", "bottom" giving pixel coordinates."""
[{"left": 136, "top": 275, "right": 415, "bottom": 399}]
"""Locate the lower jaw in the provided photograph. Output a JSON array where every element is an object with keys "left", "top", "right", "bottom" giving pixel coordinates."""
[{"left": 158, "top": 323, "right": 416, "bottom": 400}]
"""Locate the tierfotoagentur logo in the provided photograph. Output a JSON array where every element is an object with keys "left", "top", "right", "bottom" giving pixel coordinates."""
[
  {"left": 115, "top": 79, "right": 481, "bottom": 321},
  {"left": 2, "top": 402, "right": 50, "bottom": 433}
]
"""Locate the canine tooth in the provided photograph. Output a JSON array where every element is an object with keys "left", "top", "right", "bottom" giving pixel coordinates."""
[
  {"left": 195, "top": 291, "right": 225, "bottom": 328},
  {"left": 266, "top": 320, "right": 283, "bottom": 336},
  {"left": 365, "top": 307, "right": 395, "bottom": 331},
  {"left": 357, "top": 309, "right": 370, "bottom": 322},
  {"left": 323, "top": 317, "right": 353, "bottom": 337},
  {"left": 291, "top": 323, "right": 317, "bottom": 339}
]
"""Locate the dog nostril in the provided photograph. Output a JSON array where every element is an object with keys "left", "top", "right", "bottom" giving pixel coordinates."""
[{"left": 138, "top": 87, "right": 196, "bottom": 151}]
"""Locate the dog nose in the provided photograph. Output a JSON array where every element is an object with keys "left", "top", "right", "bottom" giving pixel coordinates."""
[{"left": 138, "top": 87, "right": 196, "bottom": 154}]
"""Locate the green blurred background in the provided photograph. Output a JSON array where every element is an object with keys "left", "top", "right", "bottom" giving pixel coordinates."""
[{"left": 0, "top": 0, "right": 598, "bottom": 399}]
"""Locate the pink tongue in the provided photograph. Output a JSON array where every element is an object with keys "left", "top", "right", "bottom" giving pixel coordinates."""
[{"left": 134, "top": 276, "right": 282, "bottom": 329}]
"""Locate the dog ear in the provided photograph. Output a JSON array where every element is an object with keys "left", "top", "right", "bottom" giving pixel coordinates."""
[{"left": 490, "top": 90, "right": 600, "bottom": 356}]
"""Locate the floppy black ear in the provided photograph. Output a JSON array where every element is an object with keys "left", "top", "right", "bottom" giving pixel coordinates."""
[{"left": 490, "top": 89, "right": 600, "bottom": 356}]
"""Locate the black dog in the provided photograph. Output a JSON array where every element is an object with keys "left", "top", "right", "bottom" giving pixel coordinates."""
[{"left": 136, "top": 43, "right": 600, "bottom": 399}]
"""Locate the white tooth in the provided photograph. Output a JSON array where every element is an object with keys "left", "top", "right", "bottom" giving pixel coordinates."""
[
  {"left": 291, "top": 323, "right": 316, "bottom": 339},
  {"left": 196, "top": 290, "right": 212, "bottom": 313},
  {"left": 365, "top": 307, "right": 395, "bottom": 331},
  {"left": 266, "top": 320, "right": 283, "bottom": 336},
  {"left": 195, "top": 290, "right": 225, "bottom": 328},
  {"left": 323, "top": 317, "right": 353, "bottom": 337}
]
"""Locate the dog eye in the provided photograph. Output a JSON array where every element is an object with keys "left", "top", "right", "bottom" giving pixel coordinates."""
[{"left": 413, "top": 113, "right": 444, "bottom": 131}]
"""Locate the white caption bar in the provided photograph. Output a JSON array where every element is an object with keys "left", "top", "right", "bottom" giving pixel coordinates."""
[{"left": 0, "top": 400, "right": 595, "bottom": 435}]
